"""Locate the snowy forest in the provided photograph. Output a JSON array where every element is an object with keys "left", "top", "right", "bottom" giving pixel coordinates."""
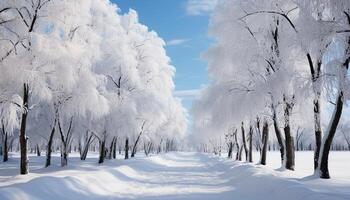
[
  {"left": 192, "top": 0, "right": 350, "bottom": 179},
  {"left": 0, "top": 0, "right": 350, "bottom": 200},
  {"left": 0, "top": 0, "right": 187, "bottom": 172}
]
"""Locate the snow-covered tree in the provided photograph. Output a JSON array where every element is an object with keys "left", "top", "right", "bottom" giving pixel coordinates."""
[{"left": 0, "top": 0, "right": 186, "bottom": 173}]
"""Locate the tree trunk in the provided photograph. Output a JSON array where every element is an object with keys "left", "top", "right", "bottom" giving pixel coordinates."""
[
  {"left": 80, "top": 132, "right": 93, "bottom": 161},
  {"left": 234, "top": 131, "right": 240, "bottom": 160},
  {"left": 319, "top": 92, "right": 345, "bottom": 178},
  {"left": 125, "top": 138, "right": 129, "bottom": 159},
  {"left": 131, "top": 122, "right": 146, "bottom": 158},
  {"left": 20, "top": 83, "right": 29, "bottom": 175},
  {"left": 248, "top": 125, "right": 253, "bottom": 162},
  {"left": 0, "top": 132, "right": 3, "bottom": 156},
  {"left": 98, "top": 139, "right": 106, "bottom": 164},
  {"left": 306, "top": 52, "right": 323, "bottom": 171},
  {"left": 61, "top": 150, "right": 68, "bottom": 167},
  {"left": 227, "top": 142, "right": 233, "bottom": 159},
  {"left": 80, "top": 144, "right": 89, "bottom": 160},
  {"left": 113, "top": 138, "right": 117, "bottom": 159},
  {"left": 58, "top": 116, "right": 73, "bottom": 167},
  {"left": 313, "top": 95, "right": 322, "bottom": 170},
  {"left": 283, "top": 96, "right": 295, "bottom": 170},
  {"left": 108, "top": 137, "right": 114, "bottom": 159},
  {"left": 3, "top": 132, "right": 8, "bottom": 162},
  {"left": 241, "top": 122, "right": 248, "bottom": 161},
  {"left": 36, "top": 144, "right": 40, "bottom": 156},
  {"left": 272, "top": 102, "right": 285, "bottom": 165},
  {"left": 45, "top": 120, "right": 56, "bottom": 167},
  {"left": 260, "top": 121, "right": 269, "bottom": 165},
  {"left": 238, "top": 146, "right": 243, "bottom": 161}
]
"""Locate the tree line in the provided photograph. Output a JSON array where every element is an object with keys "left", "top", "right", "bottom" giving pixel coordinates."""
[
  {"left": 0, "top": 0, "right": 187, "bottom": 174},
  {"left": 192, "top": 0, "right": 350, "bottom": 179}
]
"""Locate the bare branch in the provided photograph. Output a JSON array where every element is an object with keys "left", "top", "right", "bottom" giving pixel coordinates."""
[{"left": 240, "top": 10, "right": 297, "bottom": 33}]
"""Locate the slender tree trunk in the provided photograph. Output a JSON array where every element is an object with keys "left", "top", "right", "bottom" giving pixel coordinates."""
[
  {"left": 238, "top": 146, "right": 243, "bottom": 161},
  {"left": 241, "top": 122, "right": 248, "bottom": 161},
  {"left": 108, "top": 137, "right": 114, "bottom": 159},
  {"left": 235, "top": 145, "right": 240, "bottom": 160},
  {"left": 125, "top": 138, "right": 129, "bottom": 159},
  {"left": 306, "top": 52, "right": 323, "bottom": 171},
  {"left": 131, "top": 122, "right": 146, "bottom": 158},
  {"left": 80, "top": 132, "right": 93, "bottom": 161},
  {"left": 60, "top": 142, "right": 69, "bottom": 167},
  {"left": 0, "top": 132, "right": 3, "bottom": 156},
  {"left": 319, "top": 92, "right": 344, "bottom": 179},
  {"left": 283, "top": 96, "right": 295, "bottom": 170},
  {"left": 36, "top": 144, "right": 40, "bottom": 156},
  {"left": 57, "top": 117, "right": 73, "bottom": 167},
  {"left": 80, "top": 144, "right": 89, "bottom": 160},
  {"left": 260, "top": 121, "right": 269, "bottom": 165},
  {"left": 113, "top": 138, "right": 117, "bottom": 159},
  {"left": 234, "top": 131, "right": 240, "bottom": 160},
  {"left": 98, "top": 139, "right": 106, "bottom": 164},
  {"left": 3, "top": 132, "right": 8, "bottom": 162},
  {"left": 248, "top": 125, "right": 253, "bottom": 162},
  {"left": 272, "top": 102, "right": 285, "bottom": 165},
  {"left": 312, "top": 95, "right": 322, "bottom": 170},
  {"left": 227, "top": 142, "right": 233, "bottom": 159},
  {"left": 61, "top": 149, "right": 68, "bottom": 167},
  {"left": 20, "top": 83, "right": 29, "bottom": 175}
]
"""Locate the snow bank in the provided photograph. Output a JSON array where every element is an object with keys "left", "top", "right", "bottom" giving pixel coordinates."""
[{"left": 0, "top": 152, "right": 349, "bottom": 200}]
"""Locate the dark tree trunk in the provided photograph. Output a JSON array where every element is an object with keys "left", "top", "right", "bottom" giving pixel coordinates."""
[
  {"left": 80, "top": 145, "right": 89, "bottom": 160},
  {"left": 248, "top": 125, "right": 253, "bottom": 162},
  {"left": 3, "top": 132, "right": 8, "bottom": 162},
  {"left": 272, "top": 103, "right": 285, "bottom": 165},
  {"left": 125, "top": 138, "right": 129, "bottom": 159},
  {"left": 284, "top": 126, "right": 295, "bottom": 170},
  {"left": 36, "top": 144, "right": 40, "bottom": 156},
  {"left": 283, "top": 96, "right": 295, "bottom": 170},
  {"left": 58, "top": 116, "right": 73, "bottom": 167},
  {"left": 131, "top": 122, "right": 146, "bottom": 158},
  {"left": 238, "top": 146, "right": 243, "bottom": 161},
  {"left": 235, "top": 145, "right": 240, "bottom": 160},
  {"left": 260, "top": 121, "right": 269, "bottom": 165},
  {"left": 241, "top": 122, "right": 248, "bottom": 161},
  {"left": 234, "top": 131, "right": 240, "bottom": 160},
  {"left": 20, "top": 83, "right": 29, "bottom": 175},
  {"left": 2, "top": 122, "right": 8, "bottom": 162},
  {"left": 61, "top": 151, "right": 68, "bottom": 167},
  {"left": 45, "top": 120, "right": 56, "bottom": 167},
  {"left": 306, "top": 52, "right": 323, "bottom": 171},
  {"left": 80, "top": 132, "right": 94, "bottom": 161},
  {"left": 319, "top": 91, "right": 345, "bottom": 178},
  {"left": 98, "top": 139, "right": 106, "bottom": 164},
  {"left": 108, "top": 137, "right": 116, "bottom": 159},
  {"left": 0, "top": 133, "right": 2, "bottom": 156},
  {"left": 227, "top": 142, "right": 233, "bottom": 159},
  {"left": 113, "top": 138, "right": 117, "bottom": 159}
]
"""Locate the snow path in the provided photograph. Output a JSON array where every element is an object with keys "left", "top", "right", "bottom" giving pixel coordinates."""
[{"left": 0, "top": 152, "right": 350, "bottom": 200}]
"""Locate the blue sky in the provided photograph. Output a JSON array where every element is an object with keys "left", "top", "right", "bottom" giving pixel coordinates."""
[{"left": 113, "top": 0, "right": 216, "bottom": 111}]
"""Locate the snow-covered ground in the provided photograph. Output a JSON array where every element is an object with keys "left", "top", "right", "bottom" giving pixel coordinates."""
[{"left": 0, "top": 151, "right": 349, "bottom": 200}]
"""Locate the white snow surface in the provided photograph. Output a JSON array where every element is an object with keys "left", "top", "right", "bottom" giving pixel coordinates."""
[{"left": 0, "top": 151, "right": 350, "bottom": 200}]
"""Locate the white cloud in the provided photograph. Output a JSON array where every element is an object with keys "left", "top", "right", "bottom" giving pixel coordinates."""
[
  {"left": 166, "top": 39, "right": 190, "bottom": 46},
  {"left": 174, "top": 89, "right": 202, "bottom": 99},
  {"left": 186, "top": 0, "right": 218, "bottom": 16}
]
